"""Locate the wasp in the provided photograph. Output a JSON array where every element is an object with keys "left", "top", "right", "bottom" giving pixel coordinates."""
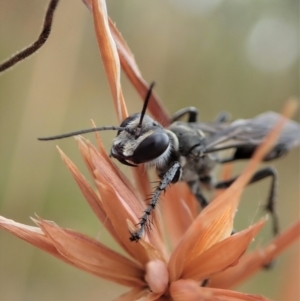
[{"left": 37, "top": 83, "right": 300, "bottom": 241}]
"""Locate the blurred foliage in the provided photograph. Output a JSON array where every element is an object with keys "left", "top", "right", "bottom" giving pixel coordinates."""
[{"left": 0, "top": 0, "right": 299, "bottom": 300}]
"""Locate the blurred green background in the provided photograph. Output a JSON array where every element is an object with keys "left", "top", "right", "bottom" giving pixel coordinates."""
[{"left": 0, "top": 0, "right": 299, "bottom": 300}]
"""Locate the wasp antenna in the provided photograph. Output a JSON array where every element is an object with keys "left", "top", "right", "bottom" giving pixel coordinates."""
[
  {"left": 38, "top": 126, "right": 126, "bottom": 141},
  {"left": 137, "top": 82, "right": 156, "bottom": 130},
  {"left": 0, "top": 0, "right": 60, "bottom": 73}
]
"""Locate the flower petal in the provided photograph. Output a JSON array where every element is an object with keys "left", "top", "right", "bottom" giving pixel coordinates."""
[
  {"left": 168, "top": 184, "right": 240, "bottom": 282},
  {"left": 182, "top": 219, "right": 266, "bottom": 280},
  {"left": 82, "top": 0, "right": 170, "bottom": 126},
  {"left": 278, "top": 247, "right": 300, "bottom": 301},
  {"left": 0, "top": 216, "right": 65, "bottom": 260},
  {"left": 136, "top": 231, "right": 169, "bottom": 262},
  {"left": 58, "top": 147, "right": 117, "bottom": 237},
  {"left": 162, "top": 183, "right": 197, "bottom": 248},
  {"left": 170, "top": 279, "right": 271, "bottom": 301},
  {"left": 209, "top": 220, "right": 300, "bottom": 289},
  {"left": 97, "top": 177, "right": 168, "bottom": 263},
  {"left": 0, "top": 216, "right": 145, "bottom": 287},
  {"left": 78, "top": 138, "right": 144, "bottom": 218},
  {"left": 80, "top": 138, "right": 166, "bottom": 254},
  {"left": 95, "top": 178, "right": 152, "bottom": 264},
  {"left": 108, "top": 19, "right": 170, "bottom": 126},
  {"left": 59, "top": 142, "right": 153, "bottom": 259},
  {"left": 91, "top": 0, "right": 127, "bottom": 122},
  {"left": 81, "top": 132, "right": 142, "bottom": 207},
  {"left": 38, "top": 219, "right": 146, "bottom": 287}
]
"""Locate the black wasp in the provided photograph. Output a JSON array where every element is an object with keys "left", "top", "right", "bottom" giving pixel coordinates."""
[
  {"left": 37, "top": 83, "right": 300, "bottom": 241},
  {"left": 1, "top": 0, "right": 299, "bottom": 242}
]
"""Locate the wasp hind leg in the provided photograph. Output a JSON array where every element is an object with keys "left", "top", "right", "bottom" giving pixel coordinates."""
[{"left": 215, "top": 166, "right": 279, "bottom": 236}]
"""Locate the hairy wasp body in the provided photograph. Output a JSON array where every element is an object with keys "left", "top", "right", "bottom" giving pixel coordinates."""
[
  {"left": 39, "top": 101, "right": 300, "bottom": 241},
  {"left": 105, "top": 106, "right": 300, "bottom": 241}
]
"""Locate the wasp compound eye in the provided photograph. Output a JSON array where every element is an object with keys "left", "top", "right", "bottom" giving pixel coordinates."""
[{"left": 132, "top": 131, "right": 170, "bottom": 164}]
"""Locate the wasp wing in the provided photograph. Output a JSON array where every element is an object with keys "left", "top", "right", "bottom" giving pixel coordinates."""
[{"left": 201, "top": 112, "right": 300, "bottom": 161}]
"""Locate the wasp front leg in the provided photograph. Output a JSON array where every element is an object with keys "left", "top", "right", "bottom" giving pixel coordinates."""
[
  {"left": 129, "top": 161, "right": 182, "bottom": 242},
  {"left": 171, "top": 107, "right": 231, "bottom": 124}
]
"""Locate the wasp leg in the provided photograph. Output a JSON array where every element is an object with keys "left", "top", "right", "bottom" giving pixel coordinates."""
[
  {"left": 130, "top": 161, "right": 182, "bottom": 242},
  {"left": 214, "top": 111, "right": 231, "bottom": 123},
  {"left": 187, "top": 180, "right": 209, "bottom": 208},
  {"left": 170, "top": 108, "right": 230, "bottom": 124},
  {"left": 215, "top": 167, "right": 279, "bottom": 236},
  {"left": 170, "top": 107, "right": 199, "bottom": 123}
]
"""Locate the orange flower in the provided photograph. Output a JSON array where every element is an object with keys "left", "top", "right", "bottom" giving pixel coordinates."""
[
  {"left": 0, "top": 0, "right": 299, "bottom": 300},
  {"left": 1, "top": 106, "right": 299, "bottom": 301}
]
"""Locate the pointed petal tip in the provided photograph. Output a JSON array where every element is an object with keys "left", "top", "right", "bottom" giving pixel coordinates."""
[{"left": 91, "top": 0, "right": 128, "bottom": 121}]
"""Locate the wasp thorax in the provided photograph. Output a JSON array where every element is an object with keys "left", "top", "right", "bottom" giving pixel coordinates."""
[{"left": 110, "top": 114, "right": 170, "bottom": 166}]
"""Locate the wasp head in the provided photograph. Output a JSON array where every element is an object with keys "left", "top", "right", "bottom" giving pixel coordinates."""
[{"left": 110, "top": 113, "right": 171, "bottom": 167}]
